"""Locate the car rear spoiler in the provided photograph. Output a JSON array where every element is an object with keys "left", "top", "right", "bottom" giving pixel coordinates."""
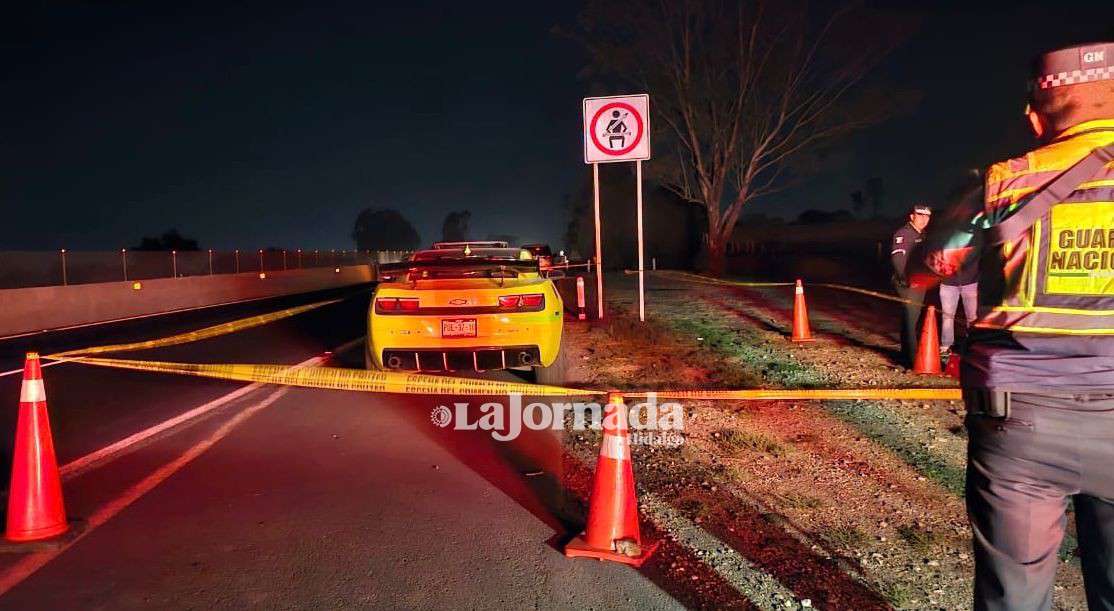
[{"left": 377, "top": 259, "right": 539, "bottom": 282}]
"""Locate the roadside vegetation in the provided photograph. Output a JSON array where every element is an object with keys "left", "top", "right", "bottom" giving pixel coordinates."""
[{"left": 561, "top": 275, "right": 1086, "bottom": 610}]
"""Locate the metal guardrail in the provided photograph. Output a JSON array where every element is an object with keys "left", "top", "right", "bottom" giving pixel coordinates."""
[{"left": 0, "top": 249, "right": 411, "bottom": 290}]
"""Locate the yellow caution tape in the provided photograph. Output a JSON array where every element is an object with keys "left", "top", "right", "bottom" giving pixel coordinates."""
[
  {"left": 48, "top": 283, "right": 955, "bottom": 401},
  {"left": 623, "top": 388, "right": 961, "bottom": 401},
  {"left": 69, "top": 356, "right": 602, "bottom": 397},
  {"left": 650, "top": 270, "right": 793, "bottom": 288},
  {"left": 816, "top": 283, "right": 909, "bottom": 305},
  {"left": 71, "top": 355, "right": 959, "bottom": 401},
  {"left": 663, "top": 270, "right": 910, "bottom": 304},
  {"left": 49, "top": 299, "right": 341, "bottom": 358}
]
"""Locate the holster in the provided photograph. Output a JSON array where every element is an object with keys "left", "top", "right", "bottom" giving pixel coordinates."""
[{"left": 963, "top": 389, "right": 1011, "bottom": 418}]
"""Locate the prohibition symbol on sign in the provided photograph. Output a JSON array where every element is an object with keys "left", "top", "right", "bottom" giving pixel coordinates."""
[
  {"left": 591, "top": 102, "right": 642, "bottom": 155},
  {"left": 583, "top": 94, "right": 651, "bottom": 164}
]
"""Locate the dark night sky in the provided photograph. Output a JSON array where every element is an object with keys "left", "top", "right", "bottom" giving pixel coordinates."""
[{"left": 2, "top": 1, "right": 1112, "bottom": 251}]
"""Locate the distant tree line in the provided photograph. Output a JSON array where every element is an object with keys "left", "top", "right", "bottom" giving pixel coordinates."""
[
  {"left": 351, "top": 208, "right": 421, "bottom": 251},
  {"left": 133, "top": 228, "right": 200, "bottom": 251}
]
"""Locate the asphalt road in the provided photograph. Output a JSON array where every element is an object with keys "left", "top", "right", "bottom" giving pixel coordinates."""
[{"left": 0, "top": 287, "right": 684, "bottom": 609}]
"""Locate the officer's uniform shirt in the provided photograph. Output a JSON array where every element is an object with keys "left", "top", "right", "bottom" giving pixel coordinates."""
[
  {"left": 890, "top": 223, "right": 924, "bottom": 282},
  {"left": 929, "top": 119, "right": 1114, "bottom": 391}
]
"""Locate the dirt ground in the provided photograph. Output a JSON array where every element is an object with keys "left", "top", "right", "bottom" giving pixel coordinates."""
[{"left": 558, "top": 272, "right": 1088, "bottom": 610}]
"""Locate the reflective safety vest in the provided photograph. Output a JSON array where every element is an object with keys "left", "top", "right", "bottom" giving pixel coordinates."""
[{"left": 975, "top": 119, "right": 1114, "bottom": 351}]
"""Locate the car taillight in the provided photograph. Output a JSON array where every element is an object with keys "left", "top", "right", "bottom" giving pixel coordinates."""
[
  {"left": 498, "top": 294, "right": 544, "bottom": 309},
  {"left": 376, "top": 297, "right": 419, "bottom": 312}
]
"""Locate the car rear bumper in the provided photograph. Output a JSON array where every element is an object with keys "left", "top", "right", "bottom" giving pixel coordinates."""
[
  {"left": 368, "top": 307, "right": 562, "bottom": 369},
  {"left": 381, "top": 346, "right": 541, "bottom": 372}
]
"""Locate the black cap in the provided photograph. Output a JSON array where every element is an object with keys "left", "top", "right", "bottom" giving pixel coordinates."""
[{"left": 1033, "top": 42, "right": 1113, "bottom": 90}]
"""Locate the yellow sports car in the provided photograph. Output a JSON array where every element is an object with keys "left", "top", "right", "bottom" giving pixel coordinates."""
[{"left": 366, "top": 242, "right": 566, "bottom": 384}]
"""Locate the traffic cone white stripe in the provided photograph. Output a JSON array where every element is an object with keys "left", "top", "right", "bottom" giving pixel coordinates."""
[
  {"left": 19, "top": 379, "right": 45, "bottom": 403},
  {"left": 600, "top": 433, "right": 630, "bottom": 461}
]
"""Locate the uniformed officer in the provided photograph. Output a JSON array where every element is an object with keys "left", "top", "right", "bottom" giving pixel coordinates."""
[
  {"left": 890, "top": 204, "right": 931, "bottom": 366},
  {"left": 920, "top": 41, "right": 1114, "bottom": 610}
]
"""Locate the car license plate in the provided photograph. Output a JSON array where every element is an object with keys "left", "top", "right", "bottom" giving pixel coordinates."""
[{"left": 441, "top": 319, "right": 477, "bottom": 338}]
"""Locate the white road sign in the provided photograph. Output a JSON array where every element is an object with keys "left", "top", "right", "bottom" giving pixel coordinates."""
[{"left": 583, "top": 94, "right": 651, "bottom": 164}]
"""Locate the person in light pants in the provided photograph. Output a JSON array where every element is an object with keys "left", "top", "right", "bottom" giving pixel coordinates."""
[
  {"left": 938, "top": 229, "right": 979, "bottom": 354},
  {"left": 939, "top": 282, "right": 977, "bottom": 352}
]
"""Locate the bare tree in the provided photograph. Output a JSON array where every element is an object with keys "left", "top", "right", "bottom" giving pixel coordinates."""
[{"left": 573, "top": 0, "right": 913, "bottom": 274}]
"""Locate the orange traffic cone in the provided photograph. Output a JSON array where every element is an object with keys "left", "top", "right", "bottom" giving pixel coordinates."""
[
  {"left": 944, "top": 351, "right": 961, "bottom": 379},
  {"left": 791, "top": 279, "right": 814, "bottom": 342},
  {"left": 913, "top": 306, "right": 943, "bottom": 375},
  {"left": 565, "top": 393, "right": 657, "bottom": 566},
  {"left": 6, "top": 353, "right": 68, "bottom": 542}
]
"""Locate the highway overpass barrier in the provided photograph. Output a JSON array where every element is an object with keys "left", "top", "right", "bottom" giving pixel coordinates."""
[
  {"left": 0, "top": 249, "right": 414, "bottom": 289},
  {"left": 0, "top": 265, "right": 374, "bottom": 339}
]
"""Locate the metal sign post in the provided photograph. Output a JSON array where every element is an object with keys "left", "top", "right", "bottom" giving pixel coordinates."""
[
  {"left": 582, "top": 93, "right": 651, "bottom": 322},
  {"left": 592, "top": 163, "right": 605, "bottom": 320},
  {"left": 635, "top": 160, "right": 645, "bottom": 321}
]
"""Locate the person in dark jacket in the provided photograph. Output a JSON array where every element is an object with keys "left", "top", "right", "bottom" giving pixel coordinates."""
[{"left": 891, "top": 204, "right": 931, "bottom": 366}]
